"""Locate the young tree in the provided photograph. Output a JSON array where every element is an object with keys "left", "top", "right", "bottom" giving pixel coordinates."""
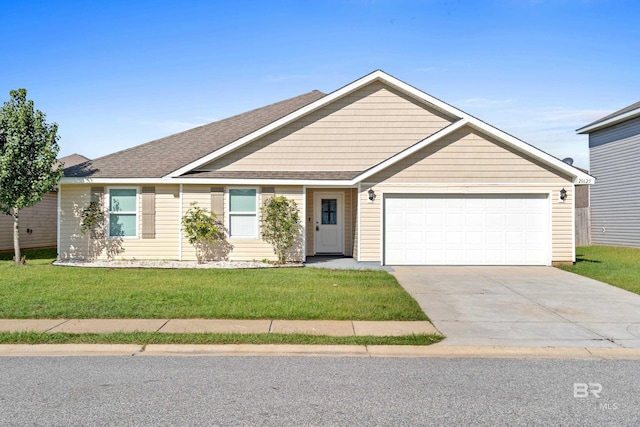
[
  {"left": 260, "top": 196, "right": 300, "bottom": 264},
  {"left": 0, "top": 89, "right": 62, "bottom": 264}
]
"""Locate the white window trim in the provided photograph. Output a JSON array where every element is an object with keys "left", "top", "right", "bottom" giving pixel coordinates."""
[
  {"left": 106, "top": 186, "right": 139, "bottom": 239},
  {"left": 227, "top": 187, "right": 259, "bottom": 239}
]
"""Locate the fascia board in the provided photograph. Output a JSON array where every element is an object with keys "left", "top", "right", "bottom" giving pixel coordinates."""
[{"left": 576, "top": 107, "right": 640, "bottom": 134}]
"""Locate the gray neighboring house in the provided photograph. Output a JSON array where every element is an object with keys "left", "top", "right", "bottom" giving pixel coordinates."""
[{"left": 577, "top": 101, "right": 640, "bottom": 247}]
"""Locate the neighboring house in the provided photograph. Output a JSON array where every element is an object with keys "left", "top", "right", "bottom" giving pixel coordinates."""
[
  {"left": 0, "top": 153, "right": 89, "bottom": 251},
  {"left": 577, "top": 101, "right": 640, "bottom": 248},
  {"left": 59, "top": 71, "right": 593, "bottom": 266}
]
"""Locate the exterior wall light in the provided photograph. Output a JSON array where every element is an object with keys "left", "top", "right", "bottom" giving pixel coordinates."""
[
  {"left": 559, "top": 188, "right": 567, "bottom": 202},
  {"left": 368, "top": 188, "right": 376, "bottom": 202}
]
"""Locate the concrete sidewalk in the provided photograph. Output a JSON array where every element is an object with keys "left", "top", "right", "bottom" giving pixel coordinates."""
[{"left": 0, "top": 319, "right": 440, "bottom": 337}]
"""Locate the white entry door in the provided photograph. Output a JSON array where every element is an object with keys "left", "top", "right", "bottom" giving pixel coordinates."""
[
  {"left": 384, "top": 194, "right": 549, "bottom": 265},
  {"left": 314, "top": 193, "right": 344, "bottom": 254}
]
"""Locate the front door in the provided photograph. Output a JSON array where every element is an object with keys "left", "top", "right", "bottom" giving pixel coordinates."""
[{"left": 314, "top": 192, "right": 344, "bottom": 254}]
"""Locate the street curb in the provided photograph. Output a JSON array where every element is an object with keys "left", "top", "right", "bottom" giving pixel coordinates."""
[
  {"left": 0, "top": 344, "right": 142, "bottom": 356},
  {"left": 1, "top": 344, "right": 640, "bottom": 359}
]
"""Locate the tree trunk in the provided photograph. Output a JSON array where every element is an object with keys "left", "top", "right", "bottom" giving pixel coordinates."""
[{"left": 12, "top": 207, "right": 21, "bottom": 265}]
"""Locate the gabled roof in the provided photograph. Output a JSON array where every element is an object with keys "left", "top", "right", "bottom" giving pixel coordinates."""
[
  {"left": 577, "top": 100, "right": 640, "bottom": 134},
  {"left": 61, "top": 70, "right": 593, "bottom": 185},
  {"left": 63, "top": 90, "right": 325, "bottom": 178},
  {"left": 169, "top": 70, "right": 593, "bottom": 185}
]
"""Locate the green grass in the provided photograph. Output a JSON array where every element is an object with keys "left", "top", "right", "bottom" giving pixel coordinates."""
[
  {"left": 0, "top": 249, "right": 427, "bottom": 320},
  {"left": 560, "top": 246, "right": 640, "bottom": 294},
  {"left": 0, "top": 331, "right": 443, "bottom": 346}
]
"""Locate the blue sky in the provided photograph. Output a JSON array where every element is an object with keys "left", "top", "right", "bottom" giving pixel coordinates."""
[{"left": 2, "top": 0, "right": 638, "bottom": 168}]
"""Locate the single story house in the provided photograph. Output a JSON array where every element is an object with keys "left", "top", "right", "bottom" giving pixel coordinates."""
[
  {"left": 577, "top": 100, "right": 640, "bottom": 247},
  {"left": 1, "top": 153, "right": 89, "bottom": 251},
  {"left": 59, "top": 71, "right": 593, "bottom": 265}
]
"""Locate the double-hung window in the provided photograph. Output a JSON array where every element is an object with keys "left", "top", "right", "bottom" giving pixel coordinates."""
[
  {"left": 229, "top": 189, "right": 257, "bottom": 238},
  {"left": 108, "top": 188, "right": 138, "bottom": 238}
]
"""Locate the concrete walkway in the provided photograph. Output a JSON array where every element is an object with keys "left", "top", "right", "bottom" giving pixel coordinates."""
[
  {"left": 305, "top": 256, "right": 392, "bottom": 271},
  {"left": 392, "top": 266, "right": 640, "bottom": 349},
  {"left": 0, "top": 319, "right": 438, "bottom": 337}
]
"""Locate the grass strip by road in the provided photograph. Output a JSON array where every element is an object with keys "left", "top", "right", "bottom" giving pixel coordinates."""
[
  {"left": 0, "top": 332, "right": 443, "bottom": 346},
  {"left": 560, "top": 246, "right": 640, "bottom": 295},
  {"left": 0, "top": 249, "right": 427, "bottom": 321}
]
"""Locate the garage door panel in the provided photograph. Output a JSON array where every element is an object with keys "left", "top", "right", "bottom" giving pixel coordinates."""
[
  {"left": 425, "top": 231, "right": 443, "bottom": 244},
  {"left": 406, "top": 231, "right": 424, "bottom": 245},
  {"left": 405, "top": 213, "right": 424, "bottom": 227},
  {"left": 446, "top": 213, "right": 463, "bottom": 227},
  {"left": 466, "top": 231, "right": 483, "bottom": 245},
  {"left": 425, "top": 213, "right": 443, "bottom": 226},
  {"left": 384, "top": 194, "right": 549, "bottom": 265}
]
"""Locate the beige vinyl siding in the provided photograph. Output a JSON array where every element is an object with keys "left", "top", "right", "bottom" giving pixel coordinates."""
[
  {"left": 0, "top": 192, "right": 57, "bottom": 251},
  {"left": 369, "top": 127, "right": 571, "bottom": 184},
  {"left": 359, "top": 185, "right": 574, "bottom": 264},
  {"left": 200, "top": 82, "right": 455, "bottom": 172},
  {"left": 359, "top": 187, "right": 382, "bottom": 262},
  {"left": 551, "top": 186, "right": 575, "bottom": 263},
  {"left": 59, "top": 184, "right": 181, "bottom": 260},
  {"left": 305, "top": 188, "right": 357, "bottom": 257}
]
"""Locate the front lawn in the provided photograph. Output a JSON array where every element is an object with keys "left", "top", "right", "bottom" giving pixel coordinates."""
[
  {"left": 561, "top": 246, "right": 640, "bottom": 295},
  {"left": 0, "top": 249, "right": 427, "bottom": 320}
]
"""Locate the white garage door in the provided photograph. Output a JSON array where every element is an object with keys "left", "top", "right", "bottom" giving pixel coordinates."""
[{"left": 384, "top": 194, "right": 549, "bottom": 265}]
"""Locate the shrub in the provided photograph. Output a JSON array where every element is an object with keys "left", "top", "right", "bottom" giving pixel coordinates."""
[
  {"left": 261, "top": 196, "right": 300, "bottom": 264},
  {"left": 181, "top": 202, "right": 224, "bottom": 263}
]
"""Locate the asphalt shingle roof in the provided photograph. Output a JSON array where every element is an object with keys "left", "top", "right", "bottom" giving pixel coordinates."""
[
  {"left": 64, "top": 90, "right": 326, "bottom": 179},
  {"left": 56, "top": 153, "right": 90, "bottom": 169}
]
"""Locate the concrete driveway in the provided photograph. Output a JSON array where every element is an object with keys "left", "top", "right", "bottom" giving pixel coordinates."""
[{"left": 392, "top": 266, "right": 640, "bottom": 348}]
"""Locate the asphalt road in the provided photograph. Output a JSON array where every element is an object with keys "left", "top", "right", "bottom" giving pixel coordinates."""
[{"left": 0, "top": 356, "right": 638, "bottom": 426}]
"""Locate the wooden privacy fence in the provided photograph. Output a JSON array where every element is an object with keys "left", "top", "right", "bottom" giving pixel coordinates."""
[{"left": 575, "top": 207, "right": 591, "bottom": 246}]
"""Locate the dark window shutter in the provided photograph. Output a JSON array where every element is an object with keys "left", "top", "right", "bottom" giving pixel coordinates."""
[
  {"left": 210, "top": 187, "right": 224, "bottom": 219},
  {"left": 141, "top": 187, "right": 156, "bottom": 239}
]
